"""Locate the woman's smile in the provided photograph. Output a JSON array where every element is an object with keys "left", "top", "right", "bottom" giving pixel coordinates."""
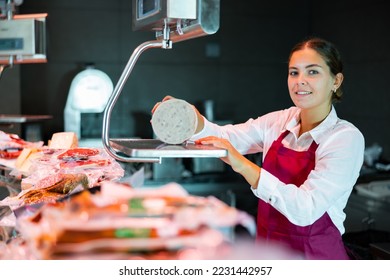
[{"left": 295, "top": 91, "right": 312, "bottom": 95}]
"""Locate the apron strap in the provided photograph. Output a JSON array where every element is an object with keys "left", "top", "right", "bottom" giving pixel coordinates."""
[
  {"left": 277, "top": 130, "right": 319, "bottom": 153},
  {"left": 276, "top": 130, "right": 290, "bottom": 143},
  {"left": 307, "top": 140, "right": 319, "bottom": 153}
]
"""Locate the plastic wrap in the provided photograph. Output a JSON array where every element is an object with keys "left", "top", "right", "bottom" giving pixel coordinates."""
[
  {"left": 15, "top": 182, "right": 256, "bottom": 259},
  {"left": 0, "top": 148, "right": 125, "bottom": 208}
]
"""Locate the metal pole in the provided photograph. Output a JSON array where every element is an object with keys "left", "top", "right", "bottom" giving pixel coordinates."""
[{"left": 102, "top": 40, "right": 165, "bottom": 163}]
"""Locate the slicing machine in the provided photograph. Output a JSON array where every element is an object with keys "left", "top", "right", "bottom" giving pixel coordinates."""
[
  {"left": 102, "top": 0, "right": 224, "bottom": 163},
  {"left": 64, "top": 64, "right": 113, "bottom": 145},
  {"left": 0, "top": 0, "right": 47, "bottom": 79}
]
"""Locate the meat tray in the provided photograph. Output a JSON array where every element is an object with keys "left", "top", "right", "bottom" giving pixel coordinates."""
[{"left": 109, "top": 139, "right": 227, "bottom": 158}]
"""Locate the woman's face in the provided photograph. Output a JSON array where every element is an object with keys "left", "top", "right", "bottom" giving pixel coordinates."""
[{"left": 288, "top": 48, "right": 340, "bottom": 112}]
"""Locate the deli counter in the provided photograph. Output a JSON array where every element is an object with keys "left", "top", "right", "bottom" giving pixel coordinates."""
[
  {"left": 2, "top": 136, "right": 390, "bottom": 260},
  {"left": 1, "top": 132, "right": 295, "bottom": 260}
]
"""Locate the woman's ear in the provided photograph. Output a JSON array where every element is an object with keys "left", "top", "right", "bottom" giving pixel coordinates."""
[{"left": 334, "top": 73, "right": 344, "bottom": 89}]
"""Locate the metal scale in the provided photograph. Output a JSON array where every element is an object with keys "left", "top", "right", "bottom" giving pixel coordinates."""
[
  {"left": 0, "top": 0, "right": 47, "bottom": 78},
  {"left": 103, "top": 0, "right": 226, "bottom": 163},
  {"left": 0, "top": 0, "right": 50, "bottom": 141}
]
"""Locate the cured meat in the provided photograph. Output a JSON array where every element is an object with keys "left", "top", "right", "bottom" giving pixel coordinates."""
[
  {"left": 59, "top": 159, "right": 110, "bottom": 169},
  {"left": 57, "top": 148, "right": 99, "bottom": 160},
  {"left": 18, "top": 148, "right": 125, "bottom": 192},
  {"left": 34, "top": 173, "right": 65, "bottom": 189},
  {"left": 19, "top": 173, "right": 89, "bottom": 205},
  {"left": 0, "top": 130, "right": 42, "bottom": 159},
  {"left": 0, "top": 147, "right": 23, "bottom": 159}
]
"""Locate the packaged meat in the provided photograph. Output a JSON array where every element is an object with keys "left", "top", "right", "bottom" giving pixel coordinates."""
[
  {"left": 0, "top": 130, "right": 43, "bottom": 160},
  {"left": 15, "top": 182, "right": 256, "bottom": 259}
]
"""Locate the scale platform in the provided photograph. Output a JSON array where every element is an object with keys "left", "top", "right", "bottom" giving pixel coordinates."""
[{"left": 110, "top": 138, "right": 227, "bottom": 159}]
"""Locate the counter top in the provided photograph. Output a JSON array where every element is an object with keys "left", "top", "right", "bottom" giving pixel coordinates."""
[
  {"left": 357, "top": 167, "right": 390, "bottom": 184},
  {"left": 0, "top": 114, "right": 52, "bottom": 124},
  {"left": 370, "top": 242, "right": 390, "bottom": 259}
]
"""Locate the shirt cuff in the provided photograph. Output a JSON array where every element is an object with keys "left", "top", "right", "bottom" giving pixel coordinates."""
[
  {"left": 251, "top": 168, "right": 280, "bottom": 203},
  {"left": 190, "top": 116, "right": 211, "bottom": 140}
]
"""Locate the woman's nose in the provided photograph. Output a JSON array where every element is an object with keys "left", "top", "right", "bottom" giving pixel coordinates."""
[{"left": 297, "top": 75, "right": 306, "bottom": 85}]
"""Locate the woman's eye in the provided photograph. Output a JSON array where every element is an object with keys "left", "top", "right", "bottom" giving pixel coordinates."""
[
  {"left": 289, "top": 71, "right": 298, "bottom": 76},
  {"left": 308, "top": 69, "right": 319, "bottom": 75}
]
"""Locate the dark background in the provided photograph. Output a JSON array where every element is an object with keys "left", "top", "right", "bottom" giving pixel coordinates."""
[{"left": 1, "top": 0, "right": 390, "bottom": 157}]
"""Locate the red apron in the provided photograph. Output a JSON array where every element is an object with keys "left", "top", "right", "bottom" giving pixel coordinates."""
[{"left": 257, "top": 130, "right": 349, "bottom": 259}]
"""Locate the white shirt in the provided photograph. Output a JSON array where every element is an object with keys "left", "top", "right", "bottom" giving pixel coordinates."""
[{"left": 192, "top": 106, "right": 365, "bottom": 234}]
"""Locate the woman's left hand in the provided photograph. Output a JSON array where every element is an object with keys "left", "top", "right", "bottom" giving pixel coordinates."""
[
  {"left": 196, "top": 136, "right": 261, "bottom": 187},
  {"left": 196, "top": 136, "right": 245, "bottom": 172}
]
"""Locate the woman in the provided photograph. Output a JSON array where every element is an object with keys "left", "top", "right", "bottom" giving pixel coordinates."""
[{"left": 152, "top": 37, "right": 365, "bottom": 259}]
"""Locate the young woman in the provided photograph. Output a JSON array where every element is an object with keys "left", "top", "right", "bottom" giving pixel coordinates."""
[{"left": 152, "top": 38, "right": 365, "bottom": 259}]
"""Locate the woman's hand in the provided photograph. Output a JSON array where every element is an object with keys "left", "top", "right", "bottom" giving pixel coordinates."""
[
  {"left": 151, "top": 95, "right": 174, "bottom": 114},
  {"left": 196, "top": 136, "right": 261, "bottom": 187},
  {"left": 196, "top": 136, "right": 242, "bottom": 168}
]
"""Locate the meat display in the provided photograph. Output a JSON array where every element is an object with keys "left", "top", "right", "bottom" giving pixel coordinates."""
[
  {"left": 0, "top": 140, "right": 124, "bottom": 208},
  {"left": 19, "top": 173, "right": 89, "bottom": 205},
  {"left": 57, "top": 148, "right": 99, "bottom": 160},
  {"left": 0, "top": 131, "right": 258, "bottom": 260},
  {"left": 8, "top": 147, "right": 124, "bottom": 206},
  {"left": 0, "top": 131, "right": 43, "bottom": 159},
  {"left": 14, "top": 182, "right": 255, "bottom": 259}
]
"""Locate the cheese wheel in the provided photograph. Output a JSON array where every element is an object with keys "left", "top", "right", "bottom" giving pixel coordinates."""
[
  {"left": 49, "top": 132, "right": 78, "bottom": 149},
  {"left": 151, "top": 99, "right": 198, "bottom": 144}
]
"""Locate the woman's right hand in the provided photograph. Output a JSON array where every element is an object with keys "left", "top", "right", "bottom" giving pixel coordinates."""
[{"left": 151, "top": 95, "right": 175, "bottom": 114}]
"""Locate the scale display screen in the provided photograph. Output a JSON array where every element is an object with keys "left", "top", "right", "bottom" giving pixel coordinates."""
[
  {"left": 0, "top": 38, "right": 23, "bottom": 51},
  {"left": 137, "top": 0, "right": 160, "bottom": 20}
]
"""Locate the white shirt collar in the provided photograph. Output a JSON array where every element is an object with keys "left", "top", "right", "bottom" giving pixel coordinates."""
[{"left": 286, "top": 106, "right": 339, "bottom": 142}]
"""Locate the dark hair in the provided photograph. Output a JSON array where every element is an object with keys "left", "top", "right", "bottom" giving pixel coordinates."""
[{"left": 288, "top": 37, "right": 344, "bottom": 102}]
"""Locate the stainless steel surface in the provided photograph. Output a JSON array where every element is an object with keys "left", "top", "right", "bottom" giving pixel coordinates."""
[
  {"left": 132, "top": 0, "right": 197, "bottom": 31},
  {"left": 347, "top": 191, "right": 390, "bottom": 214},
  {"left": 369, "top": 242, "right": 390, "bottom": 259},
  {"left": 155, "top": 0, "right": 220, "bottom": 43},
  {"left": 102, "top": 3, "right": 220, "bottom": 163},
  {"left": 102, "top": 40, "right": 165, "bottom": 163},
  {"left": 110, "top": 139, "right": 227, "bottom": 158},
  {"left": 132, "top": 0, "right": 220, "bottom": 43},
  {"left": 344, "top": 190, "right": 390, "bottom": 232},
  {"left": 0, "top": 13, "right": 47, "bottom": 64},
  {"left": 0, "top": 114, "right": 52, "bottom": 124}
]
